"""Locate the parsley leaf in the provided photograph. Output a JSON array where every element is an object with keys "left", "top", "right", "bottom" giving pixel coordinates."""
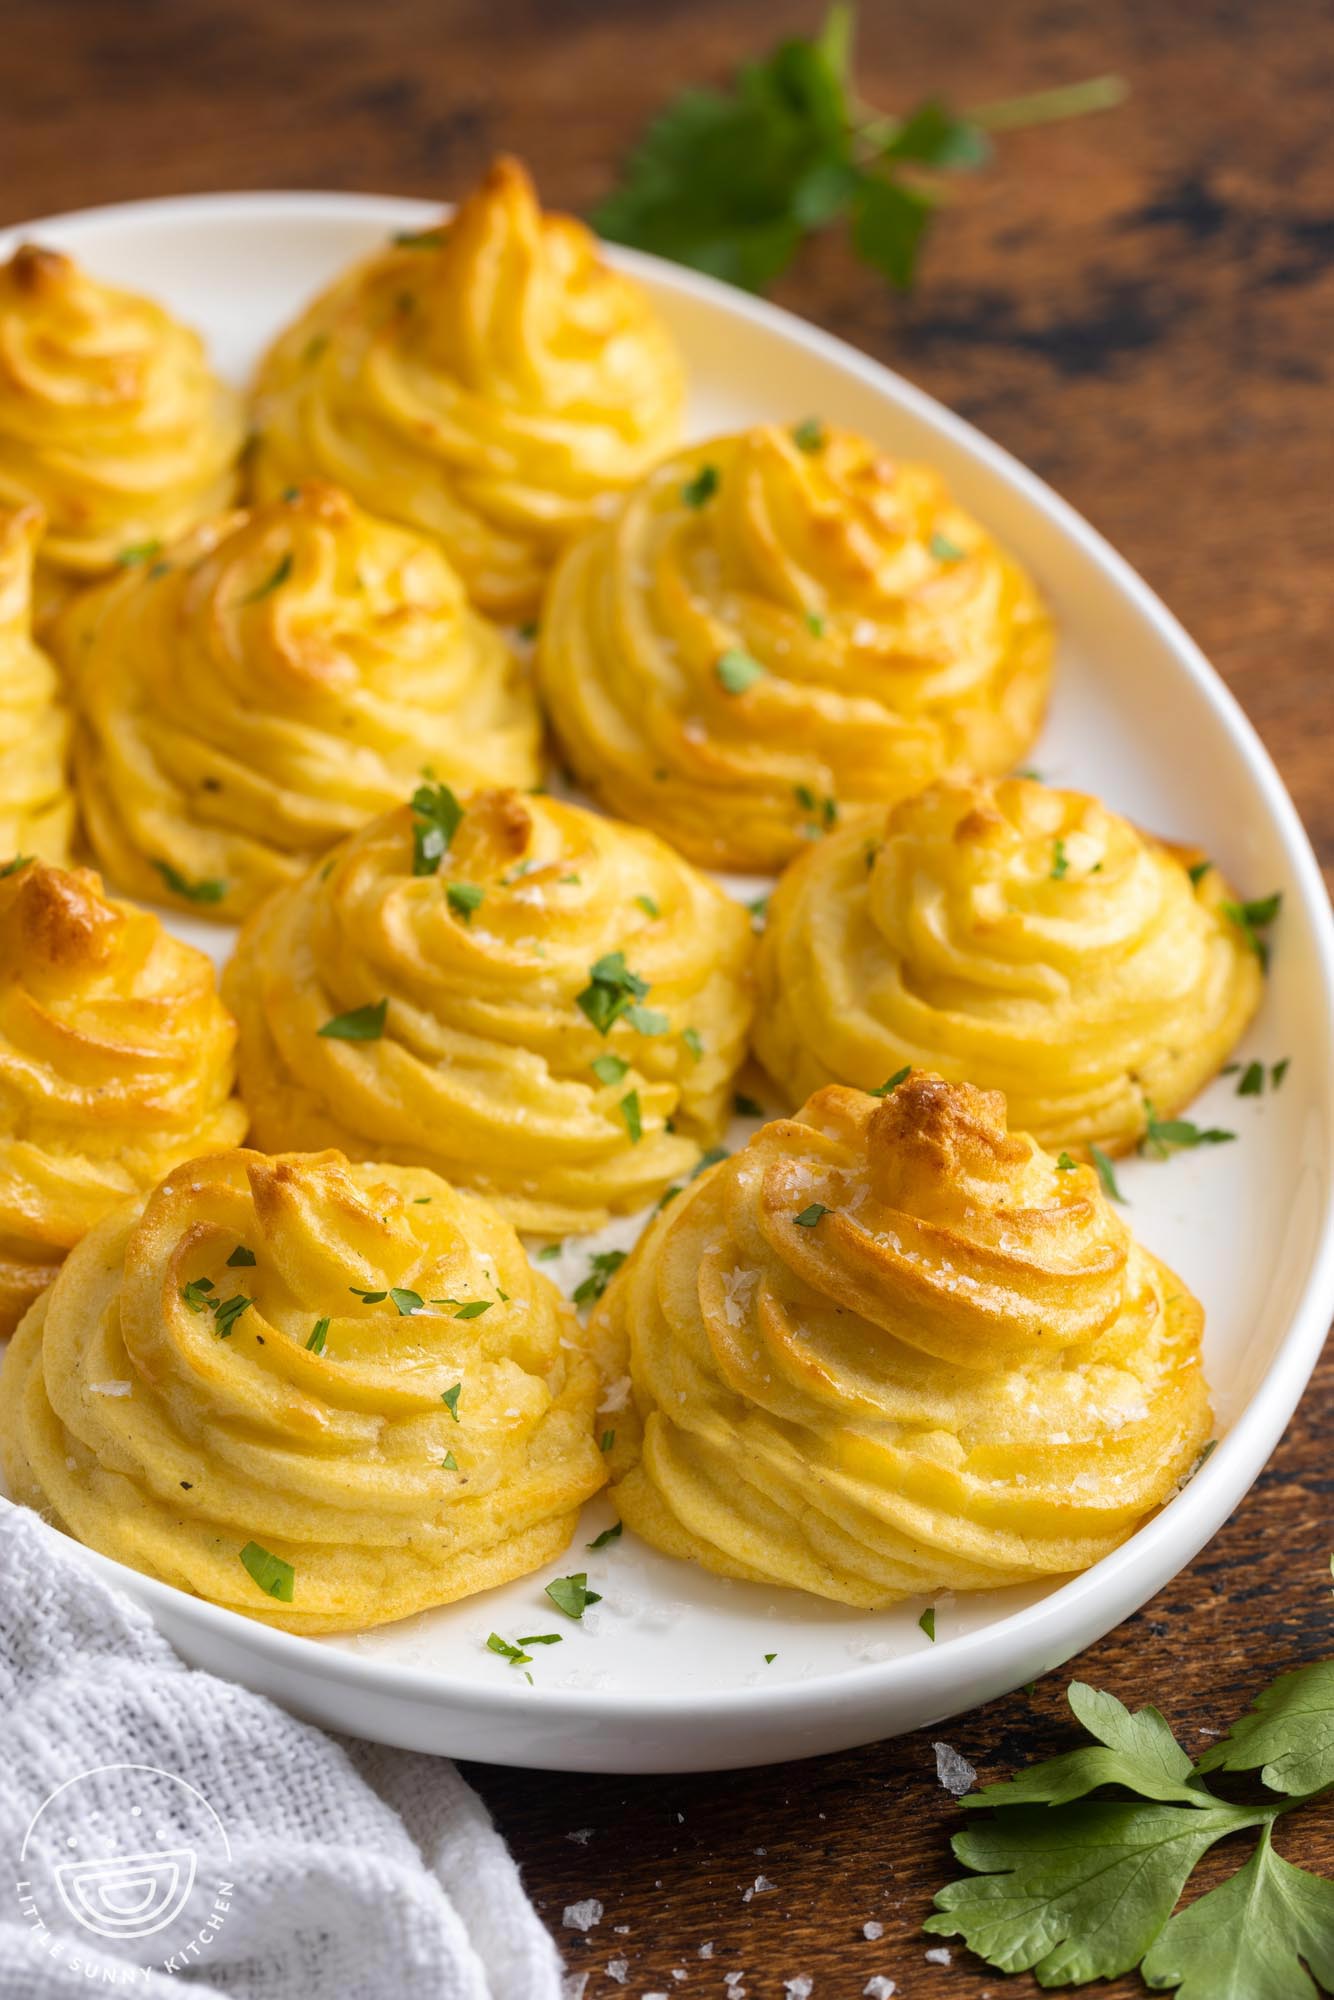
[
  {"left": 619, "top": 1090, "right": 643, "bottom": 1143},
  {"left": 576, "top": 951, "right": 652, "bottom": 1035},
  {"left": 1056, "top": 1151, "right": 1077, "bottom": 1171},
  {"left": 591, "top": 1052, "right": 630, "bottom": 1086},
  {"left": 306, "top": 1317, "right": 329, "bottom": 1354},
  {"left": 1195, "top": 1660, "right": 1334, "bottom": 1797},
  {"left": 1221, "top": 890, "right": 1282, "bottom": 971},
  {"left": 545, "top": 1572, "right": 602, "bottom": 1620},
  {"left": 411, "top": 782, "right": 464, "bottom": 876},
  {"left": 1050, "top": 837, "right": 1069, "bottom": 880},
  {"left": 929, "top": 530, "right": 966, "bottom": 562},
  {"left": 226, "top": 1246, "right": 256, "bottom": 1267},
  {"left": 441, "top": 1383, "right": 462, "bottom": 1420},
  {"left": 1140, "top": 1825, "right": 1334, "bottom": 2000},
  {"left": 240, "top": 1541, "right": 294, "bottom": 1602},
  {"left": 682, "top": 463, "right": 720, "bottom": 507},
  {"left": 919, "top": 1607, "right": 936, "bottom": 1641},
  {"left": 318, "top": 998, "right": 388, "bottom": 1041},
  {"left": 1090, "top": 1144, "right": 1126, "bottom": 1203},
  {"left": 587, "top": 1521, "right": 623, "bottom": 1551},
  {"left": 573, "top": 1250, "right": 626, "bottom": 1308},
  {"left": 154, "top": 859, "right": 227, "bottom": 904},
  {"left": 446, "top": 881, "right": 484, "bottom": 922},
  {"left": 716, "top": 647, "right": 765, "bottom": 694},
  {"left": 487, "top": 1632, "right": 532, "bottom": 1667},
  {"left": 239, "top": 551, "right": 293, "bottom": 605},
  {"left": 389, "top": 1287, "right": 424, "bottom": 1316},
  {"left": 792, "top": 416, "right": 825, "bottom": 452},
  {"left": 794, "top": 1202, "right": 829, "bottom": 1227},
  {"left": 592, "top": 10, "right": 1124, "bottom": 297},
  {"left": 1140, "top": 1099, "right": 1235, "bottom": 1159},
  {"left": 870, "top": 1065, "right": 912, "bottom": 1096}
]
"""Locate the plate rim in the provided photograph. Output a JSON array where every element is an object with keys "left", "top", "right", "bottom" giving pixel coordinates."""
[{"left": 6, "top": 186, "right": 1334, "bottom": 1742}]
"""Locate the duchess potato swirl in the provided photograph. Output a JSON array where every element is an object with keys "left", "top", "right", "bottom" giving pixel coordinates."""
[
  {"left": 222, "top": 787, "right": 754, "bottom": 1233},
  {"left": 0, "top": 1148, "right": 605, "bottom": 1633},
  {"left": 0, "top": 244, "right": 243, "bottom": 594},
  {"left": 58, "top": 484, "right": 541, "bottom": 920},
  {"left": 0, "top": 506, "right": 72, "bottom": 864},
  {"left": 592, "top": 1074, "right": 1211, "bottom": 1607},
  {"left": 537, "top": 423, "right": 1053, "bottom": 871},
  {"left": 0, "top": 860, "right": 245, "bottom": 1336},
  {"left": 754, "top": 776, "right": 1262, "bottom": 1155},
  {"left": 251, "top": 157, "right": 685, "bottom": 619}
]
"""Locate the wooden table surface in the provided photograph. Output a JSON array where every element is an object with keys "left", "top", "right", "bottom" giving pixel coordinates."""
[{"left": 3, "top": 1, "right": 1331, "bottom": 1992}]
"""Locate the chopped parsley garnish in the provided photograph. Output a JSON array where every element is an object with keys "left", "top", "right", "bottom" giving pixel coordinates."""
[
  {"left": 919, "top": 1607, "right": 936, "bottom": 1641},
  {"left": 0, "top": 854, "right": 33, "bottom": 878},
  {"left": 389, "top": 1287, "right": 424, "bottom": 1316},
  {"left": 211, "top": 1294, "right": 253, "bottom": 1338},
  {"left": 1187, "top": 858, "right": 1212, "bottom": 885},
  {"left": 1056, "top": 1151, "right": 1078, "bottom": 1171},
  {"left": 1090, "top": 1145, "right": 1125, "bottom": 1203},
  {"left": 734, "top": 1092, "right": 766, "bottom": 1118},
  {"left": 1237, "top": 1060, "right": 1265, "bottom": 1097},
  {"left": 765, "top": 1652, "right": 777, "bottom": 1664},
  {"left": 1050, "top": 837, "right": 1069, "bottom": 880},
  {"left": 715, "top": 647, "right": 765, "bottom": 694},
  {"left": 587, "top": 1521, "right": 623, "bottom": 1550},
  {"left": 591, "top": 1052, "right": 630, "bottom": 1086},
  {"left": 441, "top": 1450, "right": 458, "bottom": 1470},
  {"left": 349, "top": 1286, "right": 388, "bottom": 1303},
  {"left": 454, "top": 1299, "right": 492, "bottom": 1320},
  {"left": 537, "top": 1243, "right": 563, "bottom": 1262},
  {"left": 545, "top": 1572, "right": 603, "bottom": 1620},
  {"left": 1272, "top": 1057, "right": 1290, "bottom": 1089},
  {"left": 317, "top": 998, "right": 388, "bottom": 1040},
  {"left": 870, "top": 1066, "right": 912, "bottom": 1096},
  {"left": 573, "top": 1251, "right": 627, "bottom": 1308},
  {"left": 239, "top": 551, "right": 293, "bottom": 605},
  {"left": 747, "top": 893, "right": 769, "bottom": 931},
  {"left": 600, "top": 1429, "right": 616, "bottom": 1452},
  {"left": 441, "top": 1383, "right": 462, "bottom": 1420},
  {"left": 446, "top": 881, "right": 484, "bottom": 922},
  {"left": 411, "top": 782, "right": 464, "bottom": 876},
  {"left": 394, "top": 226, "right": 446, "bottom": 249},
  {"left": 117, "top": 540, "right": 164, "bottom": 567},
  {"left": 792, "top": 417, "right": 825, "bottom": 452},
  {"left": 577, "top": 951, "right": 651, "bottom": 1035},
  {"left": 227, "top": 1246, "right": 256, "bottom": 1267},
  {"left": 619, "top": 1090, "right": 643, "bottom": 1143},
  {"left": 239, "top": 1541, "right": 294, "bottom": 1602},
  {"left": 681, "top": 1027, "right": 704, "bottom": 1061},
  {"left": 1221, "top": 891, "right": 1282, "bottom": 970},
  {"left": 516, "top": 1632, "right": 563, "bottom": 1646},
  {"left": 306, "top": 1317, "right": 329, "bottom": 1354},
  {"left": 635, "top": 892, "right": 660, "bottom": 918},
  {"left": 794, "top": 1202, "right": 830, "bottom": 1227},
  {"left": 154, "top": 859, "right": 226, "bottom": 903},
  {"left": 487, "top": 1633, "right": 532, "bottom": 1667},
  {"left": 1139, "top": 1098, "right": 1235, "bottom": 1159},
  {"left": 805, "top": 610, "right": 826, "bottom": 636},
  {"left": 181, "top": 1276, "right": 215, "bottom": 1313},
  {"left": 682, "top": 464, "right": 720, "bottom": 507}
]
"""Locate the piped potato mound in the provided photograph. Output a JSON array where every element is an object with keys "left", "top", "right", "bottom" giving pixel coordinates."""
[
  {"left": 538, "top": 423, "right": 1053, "bottom": 870},
  {"left": 592, "top": 1073, "right": 1211, "bottom": 1607},
  {"left": 223, "top": 786, "right": 754, "bottom": 1234},
  {"left": 0, "top": 505, "right": 72, "bottom": 865},
  {"left": 251, "top": 156, "right": 685, "bottom": 619},
  {"left": 754, "top": 775, "right": 1262, "bottom": 1155},
  {"left": 0, "top": 1147, "right": 606, "bottom": 1633}
]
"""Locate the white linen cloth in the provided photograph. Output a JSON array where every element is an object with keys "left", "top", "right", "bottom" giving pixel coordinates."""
[{"left": 0, "top": 1501, "right": 565, "bottom": 1999}]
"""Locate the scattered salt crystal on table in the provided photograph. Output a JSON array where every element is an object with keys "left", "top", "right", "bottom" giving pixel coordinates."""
[
  {"left": 562, "top": 1898, "right": 603, "bottom": 1931},
  {"left": 561, "top": 1976, "right": 589, "bottom": 2000},
  {"left": 925, "top": 1944, "right": 953, "bottom": 1965},
  {"left": 566, "top": 1827, "right": 595, "bottom": 1844},
  {"left": 671, "top": 1973, "right": 687, "bottom": 1984},
  {"left": 933, "top": 1740, "right": 976, "bottom": 1796},
  {"left": 742, "top": 1874, "right": 775, "bottom": 1901},
  {"left": 784, "top": 1979, "right": 813, "bottom": 1998},
  {"left": 862, "top": 1920, "right": 884, "bottom": 1940},
  {"left": 864, "top": 1980, "right": 896, "bottom": 1999},
  {"left": 698, "top": 1942, "right": 714, "bottom": 1958},
  {"left": 606, "top": 1960, "right": 629, "bottom": 1984}
]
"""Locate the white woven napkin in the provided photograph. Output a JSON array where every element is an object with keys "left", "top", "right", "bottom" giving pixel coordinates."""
[{"left": 0, "top": 1501, "right": 565, "bottom": 1999}]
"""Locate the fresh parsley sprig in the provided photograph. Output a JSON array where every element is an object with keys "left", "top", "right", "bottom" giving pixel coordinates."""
[
  {"left": 927, "top": 1664, "right": 1334, "bottom": 1994},
  {"left": 593, "top": 5, "right": 1125, "bottom": 294}
]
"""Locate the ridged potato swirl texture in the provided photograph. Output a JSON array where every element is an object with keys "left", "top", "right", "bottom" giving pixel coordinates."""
[
  {"left": 0, "top": 860, "right": 245, "bottom": 1335},
  {"left": 0, "top": 244, "right": 243, "bottom": 596},
  {"left": 754, "top": 777, "right": 1262, "bottom": 1155},
  {"left": 538, "top": 423, "right": 1053, "bottom": 871},
  {"left": 251, "top": 157, "right": 685, "bottom": 619},
  {"left": 592, "top": 1074, "right": 1211, "bottom": 1607},
  {"left": 223, "top": 788, "right": 754, "bottom": 1234},
  {"left": 57, "top": 484, "right": 541, "bottom": 920},
  {"left": 0, "top": 505, "right": 72, "bottom": 864},
  {"left": 0, "top": 1148, "right": 605, "bottom": 1633}
]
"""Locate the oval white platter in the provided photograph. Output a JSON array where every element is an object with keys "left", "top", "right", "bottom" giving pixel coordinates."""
[{"left": 3, "top": 191, "right": 1332, "bottom": 1774}]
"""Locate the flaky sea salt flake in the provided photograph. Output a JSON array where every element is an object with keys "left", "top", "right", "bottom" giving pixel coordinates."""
[
  {"left": 562, "top": 1898, "right": 603, "bottom": 1932},
  {"left": 933, "top": 1740, "right": 976, "bottom": 1797}
]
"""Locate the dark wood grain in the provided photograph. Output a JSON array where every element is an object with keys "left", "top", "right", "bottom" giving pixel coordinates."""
[{"left": 3, "top": 2, "right": 1330, "bottom": 1991}]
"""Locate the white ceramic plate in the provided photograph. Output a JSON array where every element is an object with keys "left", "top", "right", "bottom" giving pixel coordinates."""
[{"left": 4, "top": 191, "right": 1333, "bottom": 1774}]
